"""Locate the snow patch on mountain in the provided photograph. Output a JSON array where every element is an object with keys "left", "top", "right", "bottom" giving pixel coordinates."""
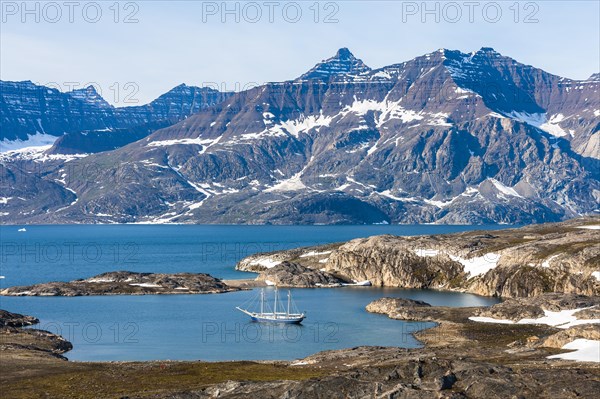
[
  {"left": 547, "top": 339, "right": 600, "bottom": 363},
  {"left": 427, "top": 112, "right": 452, "bottom": 126},
  {"left": 424, "top": 197, "right": 457, "bottom": 208},
  {"left": 371, "top": 71, "right": 393, "bottom": 80},
  {"left": 378, "top": 190, "right": 406, "bottom": 202},
  {"left": 0, "top": 144, "right": 87, "bottom": 163},
  {"left": 470, "top": 307, "right": 600, "bottom": 329},
  {"left": 488, "top": 178, "right": 523, "bottom": 198},
  {"left": 265, "top": 172, "right": 306, "bottom": 192},
  {"left": 507, "top": 112, "right": 569, "bottom": 137},
  {"left": 449, "top": 253, "right": 500, "bottom": 277},
  {"left": 414, "top": 249, "right": 440, "bottom": 257},
  {"left": 0, "top": 133, "right": 59, "bottom": 153},
  {"left": 277, "top": 114, "right": 334, "bottom": 137},
  {"left": 343, "top": 99, "right": 424, "bottom": 126},
  {"left": 300, "top": 250, "right": 332, "bottom": 258},
  {"left": 147, "top": 137, "right": 220, "bottom": 148},
  {"left": 249, "top": 257, "right": 281, "bottom": 268},
  {"left": 577, "top": 225, "right": 600, "bottom": 230}
]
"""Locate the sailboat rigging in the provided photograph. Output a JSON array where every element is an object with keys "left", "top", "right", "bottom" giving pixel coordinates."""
[{"left": 236, "top": 287, "right": 306, "bottom": 324}]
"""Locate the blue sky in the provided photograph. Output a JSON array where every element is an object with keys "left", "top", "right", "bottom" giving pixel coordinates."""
[{"left": 1, "top": 1, "right": 599, "bottom": 105}]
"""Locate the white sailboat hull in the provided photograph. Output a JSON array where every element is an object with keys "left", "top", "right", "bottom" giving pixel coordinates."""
[{"left": 236, "top": 307, "right": 305, "bottom": 324}]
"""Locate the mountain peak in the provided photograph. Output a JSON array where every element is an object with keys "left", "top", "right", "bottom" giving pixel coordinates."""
[
  {"left": 162, "top": 84, "right": 220, "bottom": 98},
  {"left": 477, "top": 47, "right": 500, "bottom": 55},
  {"left": 168, "top": 83, "right": 191, "bottom": 93},
  {"left": 335, "top": 47, "right": 354, "bottom": 59},
  {"left": 298, "top": 48, "right": 371, "bottom": 81},
  {"left": 68, "top": 85, "right": 111, "bottom": 108},
  {"left": 84, "top": 85, "right": 100, "bottom": 94}
]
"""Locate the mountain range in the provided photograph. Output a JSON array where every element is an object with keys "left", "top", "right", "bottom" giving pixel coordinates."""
[
  {"left": 0, "top": 81, "right": 233, "bottom": 152},
  {"left": 0, "top": 47, "right": 598, "bottom": 224}
]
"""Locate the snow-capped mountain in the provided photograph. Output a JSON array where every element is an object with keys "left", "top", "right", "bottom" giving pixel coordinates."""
[
  {"left": 0, "top": 81, "right": 232, "bottom": 151},
  {"left": 0, "top": 48, "right": 598, "bottom": 225}
]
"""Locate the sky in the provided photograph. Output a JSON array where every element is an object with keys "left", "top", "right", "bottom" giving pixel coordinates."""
[{"left": 1, "top": 0, "right": 599, "bottom": 106}]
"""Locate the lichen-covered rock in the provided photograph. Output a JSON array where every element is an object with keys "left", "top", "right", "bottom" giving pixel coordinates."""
[
  {"left": 474, "top": 293, "right": 600, "bottom": 321},
  {"left": 325, "top": 235, "right": 465, "bottom": 289},
  {"left": 0, "top": 309, "right": 73, "bottom": 360},
  {"left": 256, "top": 262, "right": 346, "bottom": 287},
  {"left": 0, "top": 271, "right": 239, "bottom": 296},
  {"left": 542, "top": 324, "right": 600, "bottom": 349},
  {"left": 0, "top": 310, "right": 39, "bottom": 327},
  {"left": 237, "top": 218, "right": 600, "bottom": 298}
]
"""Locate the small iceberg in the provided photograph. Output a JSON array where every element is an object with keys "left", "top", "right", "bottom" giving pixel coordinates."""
[
  {"left": 17, "top": 228, "right": 26, "bottom": 232},
  {"left": 0, "top": 276, "right": 5, "bottom": 279}
]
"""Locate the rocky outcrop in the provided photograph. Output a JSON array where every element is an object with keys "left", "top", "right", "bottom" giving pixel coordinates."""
[
  {"left": 0, "top": 271, "right": 240, "bottom": 296},
  {"left": 542, "top": 324, "right": 600, "bottom": 349},
  {"left": 236, "top": 218, "right": 600, "bottom": 298},
  {"left": 326, "top": 235, "right": 466, "bottom": 289},
  {"left": 236, "top": 244, "right": 339, "bottom": 273},
  {"left": 0, "top": 310, "right": 39, "bottom": 327},
  {"left": 474, "top": 293, "right": 600, "bottom": 321},
  {"left": 169, "top": 346, "right": 600, "bottom": 398},
  {"left": 467, "top": 264, "right": 598, "bottom": 298},
  {"left": 366, "top": 294, "right": 599, "bottom": 356},
  {"left": 365, "top": 298, "right": 448, "bottom": 323},
  {"left": 574, "top": 307, "right": 600, "bottom": 320},
  {"left": 255, "top": 262, "right": 347, "bottom": 287},
  {"left": 0, "top": 310, "right": 73, "bottom": 360},
  {"left": 192, "top": 356, "right": 465, "bottom": 398}
]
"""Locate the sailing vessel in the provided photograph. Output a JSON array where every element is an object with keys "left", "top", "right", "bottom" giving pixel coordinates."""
[{"left": 236, "top": 287, "right": 306, "bottom": 324}]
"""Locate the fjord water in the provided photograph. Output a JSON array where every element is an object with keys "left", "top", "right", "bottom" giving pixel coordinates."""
[
  {"left": 2, "top": 287, "right": 498, "bottom": 361},
  {"left": 0, "top": 225, "right": 506, "bottom": 361}
]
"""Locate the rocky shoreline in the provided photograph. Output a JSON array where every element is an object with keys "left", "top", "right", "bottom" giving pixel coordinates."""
[
  {"left": 2, "top": 218, "right": 600, "bottom": 397},
  {"left": 366, "top": 294, "right": 599, "bottom": 358},
  {"left": 236, "top": 217, "right": 600, "bottom": 298},
  {"left": 0, "top": 271, "right": 240, "bottom": 296},
  {"left": 2, "top": 292, "right": 599, "bottom": 398},
  {"left": 0, "top": 310, "right": 73, "bottom": 361}
]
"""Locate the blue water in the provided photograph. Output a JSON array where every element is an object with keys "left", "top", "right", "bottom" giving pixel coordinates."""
[
  {"left": 0, "top": 224, "right": 514, "bottom": 286},
  {"left": 1, "top": 288, "right": 498, "bottom": 361},
  {"left": 0, "top": 225, "right": 507, "bottom": 361}
]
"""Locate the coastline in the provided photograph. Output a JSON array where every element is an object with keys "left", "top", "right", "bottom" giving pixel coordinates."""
[
  {"left": 2, "top": 296, "right": 599, "bottom": 398},
  {"left": 222, "top": 278, "right": 266, "bottom": 288},
  {"left": 2, "top": 217, "right": 599, "bottom": 397}
]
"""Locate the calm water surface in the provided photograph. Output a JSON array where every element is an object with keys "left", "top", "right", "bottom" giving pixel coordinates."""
[{"left": 0, "top": 225, "right": 507, "bottom": 361}]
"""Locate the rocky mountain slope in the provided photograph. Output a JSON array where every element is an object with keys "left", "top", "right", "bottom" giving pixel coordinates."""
[
  {"left": 0, "top": 81, "right": 232, "bottom": 151},
  {"left": 1, "top": 47, "right": 598, "bottom": 224},
  {"left": 236, "top": 217, "right": 600, "bottom": 298}
]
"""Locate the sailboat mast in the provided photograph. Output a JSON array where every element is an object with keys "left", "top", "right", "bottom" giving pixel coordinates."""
[
  {"left": 273, "top": 286, "right": 278, "bottom": 317},
  {"left": 287, "top": 290, "right": 291, "bottom": 316},
  {"left": 260, "top": 289, "right": 264, "bottom": 315}
]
